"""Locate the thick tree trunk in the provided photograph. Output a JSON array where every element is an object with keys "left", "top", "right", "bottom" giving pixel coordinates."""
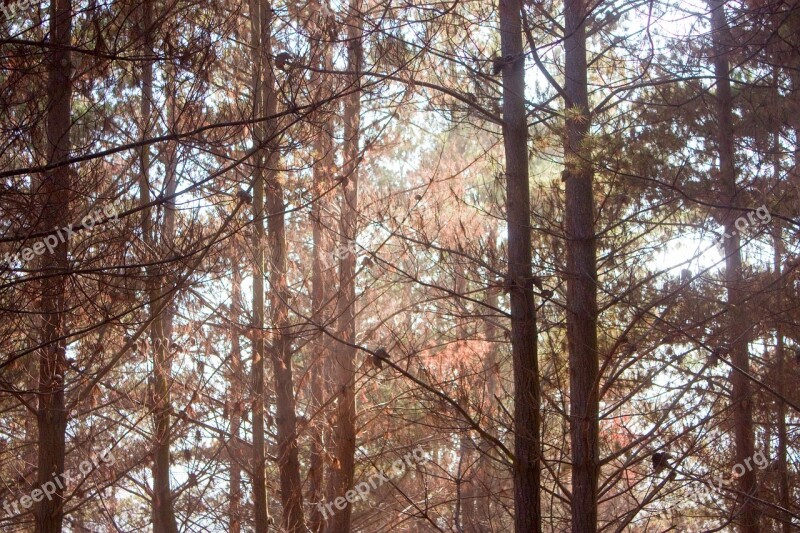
[
  {"left": 563, "top": 0, "right": 599, "bottom": 531},
  {"left": 707, "top": 2, "right": 759, "bottom": 531},
  {"left": 324, "top": 2, "right": 362, "bottom": 530},
  {"left": 249, "top": 0, "right": 270, "bottom": 528},
  {"left": 35, "top": 0, "right": 72, "bottom": 530},
  {"left": 498, "top": 1, "right": 542, "bottom": 532}
]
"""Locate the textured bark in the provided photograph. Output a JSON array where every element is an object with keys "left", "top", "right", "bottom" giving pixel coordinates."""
[
  {"left": 498, "top": 1, "right": 542, "bottom": 531},
  {"left": 249, "top": 0, "right": 270, "bottom": 528},
  {"left": 35, "top": 0, "right": 72, "bottom": 530},
  {"left": 707, "top": 2, "right": 759, "bottom": 531},
  {"left": 563, "top": 0, "right": 599, "bottom": 531},
  {"left": 323, "top": 2, "right": 362, "bottom": 530}
]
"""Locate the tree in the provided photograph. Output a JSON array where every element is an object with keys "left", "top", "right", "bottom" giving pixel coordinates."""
[
  {"left": 563, "top": 0, "right": 599, "bottom": 530},
  {"left": 707, "top": 1, "right": 758, "bottom": 530},
  {"left": 498, "top": 0, "right": 542, "bottom": 531},
  {"left": 35, "top": 0, "right": 72, "bottom": 530}
]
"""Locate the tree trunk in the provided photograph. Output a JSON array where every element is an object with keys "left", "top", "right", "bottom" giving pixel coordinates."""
[
  {"left": 35, "top": 0, "right": 72, "bottom": 530},
  {"left": 139, "top": 2, "right": 180, "bottom": 527},
  {"left": 563, "top": 0, "right": 599, "bottom": 531},
  {"left": 265, "top": 63, "right": 306, "bottom": 533},
  {"left": 772, "top": 229, "right": 790, "bottom": 532},
  {"left": 249, "top": 0, "right": 270, "bottom": 528},
  {"left": 498, "top": 1, "right": 542, "bottom": 532},
  {"left": 308, "top": 10, "right": 336, "bottom": 529},
  {"left": 229, "top": 258, "right": 243, "bottom": 533},
  {"left": 707, "top": 2, "right": 759, "bottom": 531},
  {"left": 324, "top": 1, "right": 362, "bottom": 530},
  {"left": 453, "top": 258, "right": 475, "bottom": 532},
  {"left": 476, "top": 230, "right": 500, "bottom": 529},
  {"left": 770, "top": 69, "right": 790, "bottom": 533}
]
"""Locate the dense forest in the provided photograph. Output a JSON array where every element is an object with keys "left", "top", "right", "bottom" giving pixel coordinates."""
[{"left": 0, "top": 0, "right": 798, "bottom": 530}]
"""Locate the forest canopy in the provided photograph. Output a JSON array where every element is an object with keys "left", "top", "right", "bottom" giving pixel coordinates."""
[{"left": 0, "top": 0, "right": 798, "bottom": 531}]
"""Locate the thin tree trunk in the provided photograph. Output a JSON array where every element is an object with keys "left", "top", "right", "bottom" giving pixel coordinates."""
[
  {"left": 154, "top": 84, "right": 180, "bottom": 533},
  {"left": 139, "top": 2, "right": 180, "bottom": 526},
  {"left": 35, "top": 0, "right": 72, "bottom": 529},
  {"left": 498, "top": 0, "right": 542, "bottom": 531},
  {"left": 264, "top": 61, "right": 306, "bottom": 533},
  {"left": 453, "top": 258, "right": 476, "bottom": 533},
  {"left": 707, "top": 2, "right": 759, "bottom": 531},
  {"left": 229, "top": 259, "right": 243, "bottom": 533},
  {"left": 772, "top": 229, "right": 790, "bottom": 532},
  {"left": 771, "top": 72, "right": 789, "bottom": 533},
  {"left": 476, "top": 231, "right": 500, "bottom": 529},
  {"left": 563, "top": 0, "right": 599, "bottom": 531},
  {"left": 324, "top": 1, "right": 362, "bottom": 530},
  {"left": 308, "top": 10, "right": 336, "bottom": 529},
  {"left": 248, "top": 0, "right": 270, "bottom": 527},
  {"left": 249, "top": 2, "right": 306, "bottom": 530}
]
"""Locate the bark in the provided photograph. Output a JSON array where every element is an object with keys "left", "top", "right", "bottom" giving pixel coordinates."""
[
  {"left": 499, "top": 1, "right": 542, "bottom": 531},
  {"left": 248, "top": 0, "right": 270, "bottom": 527},
  {"left": 563, "top": 0, "right": 599, "bottom": 531},
  {"left": 708, "top": 2, "right": 759, "bottom": 531},
  {"left": 35, "top": 0, "right": 72, "bottom": 530},
  {"left": 324, "top": 1, "right": 362, "bottom": 530}
]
